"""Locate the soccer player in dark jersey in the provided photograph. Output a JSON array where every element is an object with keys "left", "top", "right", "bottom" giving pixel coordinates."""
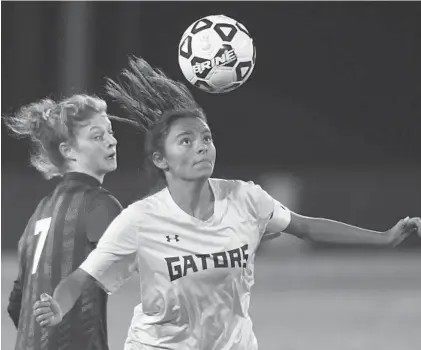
[{"left": 4, "top": 94, "right": 122, "bottom": 350}]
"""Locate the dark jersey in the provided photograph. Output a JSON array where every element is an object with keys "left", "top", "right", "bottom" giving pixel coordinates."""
[{"left": 9, "top": 172, "right": 122, "bottom": 350}]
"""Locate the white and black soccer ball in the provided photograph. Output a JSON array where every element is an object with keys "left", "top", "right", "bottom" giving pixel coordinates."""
[{"left": 178, "top": 14, "right": 256, "bottom": 93}]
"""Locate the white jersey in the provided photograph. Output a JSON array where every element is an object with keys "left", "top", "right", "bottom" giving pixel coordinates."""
[{"left": 80, "top": 178, "right": 291, "bottom": 350}]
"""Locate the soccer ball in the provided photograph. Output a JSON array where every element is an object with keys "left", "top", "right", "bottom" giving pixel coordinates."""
[{"left": 178, "top": 14, "right": 256, "bottom": 93}]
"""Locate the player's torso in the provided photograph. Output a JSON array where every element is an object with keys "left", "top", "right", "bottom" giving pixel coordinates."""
[
  {"left": 16, "top": 180, "right": 108, "bottom": 350},
  {"left": 127, "top": 180, "right": 261, "bottom": 350}
]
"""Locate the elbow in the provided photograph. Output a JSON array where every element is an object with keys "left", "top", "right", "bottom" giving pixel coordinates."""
[{"left": 287, "top": 213, "right": 314, "bottom": 241}]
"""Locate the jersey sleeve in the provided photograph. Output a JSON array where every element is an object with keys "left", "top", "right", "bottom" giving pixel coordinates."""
[
  {"left": 80, "top": 205, "right": 139, "bottom": 294},
  {"left": 7, "top": 233, "right": 26, "bottom": 328},
  {"left": 243, "top": 181, "right": 291, "bottom": 236},
  {"left": 85, "top": 192, "right": 123, "bottom": 244}
]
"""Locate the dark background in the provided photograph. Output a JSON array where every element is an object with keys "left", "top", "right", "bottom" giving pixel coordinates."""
[
  {"left": 2, "top": 1, "right": 421, "bottom": 250},
  {"left": 2, "top": 3, "right": 421, "bottom": 349}
]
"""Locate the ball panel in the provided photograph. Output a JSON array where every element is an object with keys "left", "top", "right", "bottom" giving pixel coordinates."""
[
  {"left": 235, "top": 61, "right": 254, "bottom": 82},
  {"left": 178, "top": 56, "right": 195, "bottom": 82},
  {"left": 235, "top": 21, "right": 252, "bottom": 38},
  {"left": 206, "top": 15, "right": 237, "bottom": 26},
  {"left": 194, "top": 79, "right": 215, "bottom": 93},
  {"left": 213, "top": 23, "right": 238, "bottom": 42},
  {"left": 207, "top": 66, "right": 236, "bottom": 90},
  {"left": 191, "top": 18, "right": 213, "bottom": 34},
  {"left": 190, "top": 28, "right": 223, "bottom": 60},
  {"left": 222, "top": 82, "right": 243, "bottom": 93},
  {"left": 189, "top": 44, "right": 237, "bottom": 80},
  {"left": 190, "top": 56, "right": 214, "bottom": 79},
  {"left": 179, "top": 35, "right": 193, "bottom": 59},
  {"left": 229, "top": 31, "right": 254, "bottom": 60}
]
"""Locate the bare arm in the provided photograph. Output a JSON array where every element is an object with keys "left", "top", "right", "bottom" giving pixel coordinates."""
[
  {"left": 248, "top": 181, "right": 420, "bottom": 246},
  {"left": 33, "top": 268, "right": 95, "bottom": 327},
  {"left": 53, "top": 268, "right": 95, "bottom": 316},
  {"left": 285, "top": 212, "right": 419, "bottom": 246}
]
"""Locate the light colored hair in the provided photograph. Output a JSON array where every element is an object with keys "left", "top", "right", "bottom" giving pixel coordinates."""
[{"left": 4, "top": 94, "right": 107, "bottom": 179}]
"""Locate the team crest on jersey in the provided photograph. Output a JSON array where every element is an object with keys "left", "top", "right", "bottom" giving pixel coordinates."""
[
  {"left": 166, "top": 235, "right": 180, "bottom": 242},
  {"left": 165, "top": 244, "right": 249, "bottom": 282}
]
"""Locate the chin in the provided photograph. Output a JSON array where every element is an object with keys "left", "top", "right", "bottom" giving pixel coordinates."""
[
  {"left": 104, "top": 163, "right": 117, "bottom": 173},
  {"left": 197, "top": 168, "right": 214, "bottom": 179}
]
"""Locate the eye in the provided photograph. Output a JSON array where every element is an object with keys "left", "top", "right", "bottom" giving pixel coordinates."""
[
  {"left": 204, "top": 135, "right": 212, "bottom": 143},
  {"left": 181, "top": 138, "right": 192, "bottom": 146},
  {"left": 108, "top": 130, "right": 114, "bottom": 135},
  {"left": 94, "top": 135, "right": 103, "bottom": 141}
]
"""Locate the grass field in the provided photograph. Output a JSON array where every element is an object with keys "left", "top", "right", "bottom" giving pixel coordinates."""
[{"left": 2, "top": 248, "right": 420, "bottom": 350}]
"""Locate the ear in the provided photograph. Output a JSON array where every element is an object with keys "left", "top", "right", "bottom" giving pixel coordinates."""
[
  {"left": 152, "top": 151, "right": 168, "bottom": 171},
  {"left": 59, "top": 142, "right": 77, "bottom": 161}
]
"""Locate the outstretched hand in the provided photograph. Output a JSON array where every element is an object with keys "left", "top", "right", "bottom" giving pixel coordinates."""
[
  {"left": 386, "top": 216, "right": 421, "bottom": 247},
  {"left": 33, "top": 293, "right": 63, "bottom": 327}
]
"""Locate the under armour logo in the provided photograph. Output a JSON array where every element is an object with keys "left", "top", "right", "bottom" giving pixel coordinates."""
[{"left": 166, "top": 235, "right": 180, "bottom": 242}]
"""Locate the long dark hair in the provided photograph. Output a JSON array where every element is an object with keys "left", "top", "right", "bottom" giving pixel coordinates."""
[{"left": 105, "top": 56, "right": 207, "bottom": 192}]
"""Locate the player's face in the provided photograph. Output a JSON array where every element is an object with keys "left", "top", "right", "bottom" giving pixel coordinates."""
[
  {"left": 69, "top": 114, "right": 117, "bottom": 179},
  {"left": 161, "top": 117, "right": 216, "bottom": 181}
]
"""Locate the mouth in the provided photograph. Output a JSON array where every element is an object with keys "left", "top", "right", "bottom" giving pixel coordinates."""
[
  {"left": 195, "top": 159, "right": 212, "bottom": 166},
  {"left": 106, "top": 152, "right": 116, "bottom": 161}
]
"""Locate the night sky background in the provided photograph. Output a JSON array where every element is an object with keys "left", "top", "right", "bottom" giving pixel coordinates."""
[{"left": 2, "top": 2, "right": 421, "bottom": 249}]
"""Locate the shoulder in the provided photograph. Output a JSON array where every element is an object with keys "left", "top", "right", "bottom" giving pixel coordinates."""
[
  {"left": 87, "top": 188, "right": 123, "bottom": 213},
  {"left": 210, "top": 178, "right": 261, "bottom": 201},
  {"left": 122, "top": 187, "right": 169, "bottom": 219},
  {"left": 211, "top": 178, "right": 274, "bottom": 219}
]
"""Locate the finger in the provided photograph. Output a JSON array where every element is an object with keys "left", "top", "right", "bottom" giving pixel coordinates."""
[
  {"left": 404, "top": 217, "right": 421, "bottom": 227},
  {"left": 403, "top": 221, "right": 420, "bottom": 234},
  {"left": 412, "top": 217, "right": 421, "bottom": 234},
  {"left": 36, "top": 312, "right": 54, "bottom": 323},
  {"left": 39, "top": 319, "right": 52, "bottom": 327},
  {"left": 33, "top": 306, "right": 53, "bottom": 317},
  {"left": 40, "top": 293, "right": 53, "bottom": 302},
  {"left": 404, "top": 217, "right": 418, "bottom": 225},
  {"left": 33, "top": 301, "right": 50, "bottom": 310},
  {"left": 417, "top": 218, "right": 421, "bottom": 236},
  {"left": 394, "top": 217, "right": 408, "bottom": 230},
  {"left": 401, "top": 217, "right": 410, "bottom": 227}
]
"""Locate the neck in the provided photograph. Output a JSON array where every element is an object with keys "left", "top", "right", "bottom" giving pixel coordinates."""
[
  {"left": 167, "top": 177, "right": 214, "bottom": 220},
  {"left": 66, "top": 166, "right": 104, "bottom": 184}
]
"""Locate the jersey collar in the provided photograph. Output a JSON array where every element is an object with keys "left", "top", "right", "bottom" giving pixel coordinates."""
[{"left": 63, "top": 172, "right": 102, "bottom": 187}]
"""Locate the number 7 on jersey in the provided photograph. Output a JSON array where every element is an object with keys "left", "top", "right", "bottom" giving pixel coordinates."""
[{"left": 32, "top": 217, "right": 52, "bottom": 274}]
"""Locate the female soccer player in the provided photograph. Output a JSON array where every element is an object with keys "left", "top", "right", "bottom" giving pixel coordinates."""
[
  {"left": 5, "top": 94, "right": 123, "bottom": 350},
  {"left": 33, "top": 58, "right": 421, "bottom": 350}
]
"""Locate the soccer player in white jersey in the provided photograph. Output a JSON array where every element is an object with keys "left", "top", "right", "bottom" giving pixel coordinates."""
[{"left": 33, "top": 57, "right": 421, "bottom": 350}]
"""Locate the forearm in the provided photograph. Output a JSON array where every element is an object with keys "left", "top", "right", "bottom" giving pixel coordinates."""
[
  {"left": 53, "top": 268, "right": 93, "bottom": 316},
  {"left": 308, "top": 218, "right": 390, "bottom": 245},
  {"left": 290, "top": 215, "right": 391, "bottom": 246}
]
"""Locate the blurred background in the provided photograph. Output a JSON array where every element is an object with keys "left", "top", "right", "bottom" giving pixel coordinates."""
[{"left": 2, "top": 2, "right": 421, "bottom": 350}]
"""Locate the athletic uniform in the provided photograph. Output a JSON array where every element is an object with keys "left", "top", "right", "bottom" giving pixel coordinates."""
[
  {"left": 8, "top": 172, "right": 122, "bottom": 350},
  {"left": 80, "top": 178, "right": 291, "bottom": 350}
]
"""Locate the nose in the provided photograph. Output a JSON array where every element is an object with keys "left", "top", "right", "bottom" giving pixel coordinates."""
[
  {"left": 197, "top": 142, "right": 208, "bottom": 154},
  {"left": 107, "top": 133, "right": 117, "bottom": 147}
]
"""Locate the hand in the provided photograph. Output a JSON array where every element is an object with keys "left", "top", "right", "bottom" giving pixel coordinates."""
[
  {"left": 385, "top": 216, "right": 421, "bottom": 247},
  {"left": 33, "top": 293, "right": 63, "bottom": 327}
]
